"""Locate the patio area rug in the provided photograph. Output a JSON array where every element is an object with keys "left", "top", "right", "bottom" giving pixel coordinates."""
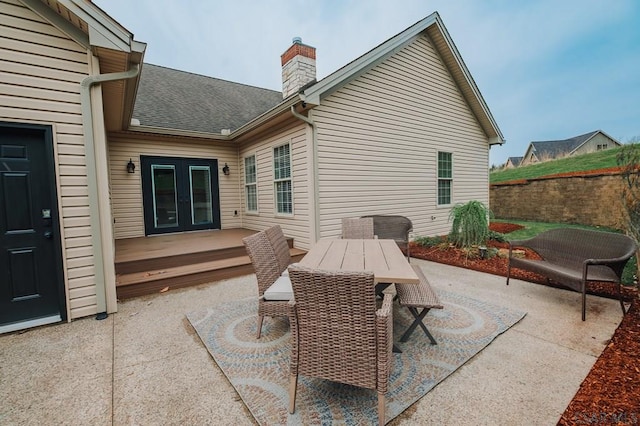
[{"left": 187, "top": 289, "right": 526, "bottom": 425}]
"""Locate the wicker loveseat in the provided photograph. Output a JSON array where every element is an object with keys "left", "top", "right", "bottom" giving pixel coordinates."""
[{"left": 506, "top": 228, "right": 637, "bottom": 321}]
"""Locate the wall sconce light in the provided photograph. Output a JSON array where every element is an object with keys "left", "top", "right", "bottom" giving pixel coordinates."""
[
  {"left": 126, "top": 158, "right": 136, "bottom": 173},
  {"left": 222, "top": 163, "right": 230, "bottom": 176}
]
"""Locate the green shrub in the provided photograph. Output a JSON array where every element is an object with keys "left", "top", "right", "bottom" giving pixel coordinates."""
[
  {"left": 622, "top": 256, "right": 638, "bottom": 287},
  {"left": 414, "top": 235, "right": 446, "bottom": 248},
  {"left": 448, "top": 200, "right": 491, "bottom": 248},
  {"left": 488, "top": 230, "right": 506, "bottom": 243},
  {"left": 486, "top": 247, "right": 499, "bottom": 259}
]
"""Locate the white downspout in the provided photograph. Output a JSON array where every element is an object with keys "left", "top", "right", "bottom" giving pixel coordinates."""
[
  {"left": 290, "top": 105, "right": 320, "bottom": 243},
  {"left": 80, "top": 64, "right": 140, "bottom": 319}
]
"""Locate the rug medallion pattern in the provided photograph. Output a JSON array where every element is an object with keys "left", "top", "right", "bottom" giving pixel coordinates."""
[{"left": 187, "top": 289, "right": 526, "bottom": 425}]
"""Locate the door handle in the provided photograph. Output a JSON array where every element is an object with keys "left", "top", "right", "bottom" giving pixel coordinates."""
[{"left": 44, "top": 231, "right": 53, "bottom": 239}]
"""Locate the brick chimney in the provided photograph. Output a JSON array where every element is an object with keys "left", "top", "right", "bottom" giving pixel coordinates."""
[{"left": 281, "top": 37, "right": 316, "bottom": 99}]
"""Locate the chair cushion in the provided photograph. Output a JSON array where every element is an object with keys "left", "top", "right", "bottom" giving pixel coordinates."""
[{"left": 263, "top": 275, "right": 293, "bottom": 301}]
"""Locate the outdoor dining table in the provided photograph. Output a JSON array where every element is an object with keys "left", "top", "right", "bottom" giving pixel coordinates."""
[
  {"left": 298, "top": 238, "right": 419, "bottom": 352},
  {"left": 298, "top": 238, "right": 419, "bottom": 286}
]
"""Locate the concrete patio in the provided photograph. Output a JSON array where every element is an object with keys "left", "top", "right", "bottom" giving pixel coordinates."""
[{"left": 0, "top": 259, "right": 624, "bottom": 425}]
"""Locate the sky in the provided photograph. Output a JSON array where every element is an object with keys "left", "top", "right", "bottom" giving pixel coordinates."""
[{"left": 94, "top": 0, "right": 640, "bottom": 166}]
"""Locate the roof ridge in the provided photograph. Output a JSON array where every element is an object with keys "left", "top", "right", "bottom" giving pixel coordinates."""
[{"left": 531, "top": 130, "right": 600, "bottom": 144}]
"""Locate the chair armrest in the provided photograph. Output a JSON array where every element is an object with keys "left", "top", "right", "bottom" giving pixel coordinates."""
[
  {"left": 582, "top": 245, "right": 637, "bottom": 280},
  {"left": 376, "top": 293, "right": 393, "bottom": 318},
  {"left": 508, "top": 238, "right": 533, "bottom": 249},
  {"left": 375, "top": 293, "right": 393, "bottom": 393},
  {"left": 508, "top": 237, "right": 544, "bottom": 258},
  {"left": 584, "top": 241, "right": 637, "bottom": 266},
  {"left": 288, "top": 299, "right": 299, "bottom": 374}
]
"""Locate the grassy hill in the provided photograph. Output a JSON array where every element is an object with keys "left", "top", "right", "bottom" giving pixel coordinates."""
[{"left": 491, "top": 146, "right": 623, "bottom": 184}]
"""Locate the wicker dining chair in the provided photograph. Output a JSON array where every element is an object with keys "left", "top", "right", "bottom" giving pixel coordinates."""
[
  {"left": 242, "top": 231, "right": 292, "bottom": 338},
  {"left": 264, "top": 225, "right": 291, "bottom": 275},
  {"left": 341, "top": 217, "right": 375, "bottom": 239},
  {"left": 362, "top": 215, "right": 413, "bottom": 261},
  {"left": 287, "top": 264, "right": 393, "bottom": 426}
]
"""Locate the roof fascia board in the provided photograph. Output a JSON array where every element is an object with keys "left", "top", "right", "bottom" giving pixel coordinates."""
[
  {"left": 231, "top": 95, "right": 300, "bottom": 137},
  {"left": 20, "top": 0, "right": 89, "bottom": 49},
  {"left": 57, "top": 0, "right": 136, "bottom": 53},
  {"left": 595, "top": 130, "right": 621, "bottom": 145},
  {"left": 571, "top": 140, "right": 589, "bottom": 154},
  {"left": 570, "top": 131, "right": 598, "bottom": 154},
  {"left": 302, "top": 13, "right": 438, "bottom": 105},
  {"left": 124, "top": 96, "right": 299, "bottom": 141},
  {"left": 301, "top": 12, "right": 504, "bottom": 145},
  {"left": 570, "top": 130, "right": 621, "bottom": 153},
  {"left": 432, "top": 14, "right": 504, "bottom": 143},
  {"left": 126, "top": 125, "right": 231, "bottom": 141},
  {"left": 488, "top": 136, "right": 503, "bottom": 145}
]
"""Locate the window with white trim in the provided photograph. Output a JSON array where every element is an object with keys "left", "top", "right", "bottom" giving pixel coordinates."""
[
  {"left": 244, "top": 154, "right": 257, "bottom": 212},
  {"left": 273, "top": 143, "right": 292, "bottom": 214},
  {"left": 437, "top": 151, "right": 452, "bottom": 205}
]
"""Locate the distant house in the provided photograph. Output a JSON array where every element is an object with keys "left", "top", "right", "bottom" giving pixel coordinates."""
[
  {"left": 505, "top": 156, "right": 523, "bottom": 168},
  {"left": 521, "top": 130, "right": 620, "bottom": 165},
  {"left": 1, "top": 1, "right": 503, "bottom": 332}
]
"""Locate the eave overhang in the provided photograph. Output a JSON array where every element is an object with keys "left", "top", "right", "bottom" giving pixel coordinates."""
[{"left": 22, "top": 0, "right": 146, "bottom": 131}]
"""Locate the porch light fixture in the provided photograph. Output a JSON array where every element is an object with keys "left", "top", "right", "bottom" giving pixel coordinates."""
[
  {"left": 222, "top": 163, "right": 230, "bottom": 176},
  {"left": 126, "top": 158, "right": 136, "bottom": 173}
]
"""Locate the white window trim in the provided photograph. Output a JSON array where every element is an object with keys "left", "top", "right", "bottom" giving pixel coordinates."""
[
  {"left": 436, "top": 151, "right": 453, "bottom": 207},
  {"left": 244, "top": 154, "right": 258, "bottom": 214},
  {"left": 273, "top": 142, "right": 294, "bottom": 217}
]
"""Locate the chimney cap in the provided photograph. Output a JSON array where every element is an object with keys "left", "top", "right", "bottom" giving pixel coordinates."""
[{"left": 292, "top": 36, "right": 302, "bottom": 44}]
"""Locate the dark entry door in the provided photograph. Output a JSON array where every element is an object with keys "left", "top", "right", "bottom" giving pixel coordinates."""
[
  {"left": 0, "top": 122, "right": 65, "bottom": 330},
  {"left": 141, "top": 156, "right": 221, "bottom": 235}
]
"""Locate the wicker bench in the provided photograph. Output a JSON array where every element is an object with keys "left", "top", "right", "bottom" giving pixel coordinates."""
[
  {"left": 506, "top": 228, "right": 637, "bottom": 321},
  {"left": 395, "top": 265, "right": 443, "bottom": 344}
]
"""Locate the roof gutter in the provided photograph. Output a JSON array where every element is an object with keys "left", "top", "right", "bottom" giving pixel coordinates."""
[
  {"left": 80, "top": 64, "right": 140, "bottom": 319},
  {"left": 290, "top": 104, "right": 320, "bottom": 243},
  {"left": 231, "top": 95, "right": 299, "bottom": 138},
  {"left": 125, "top": 125, "right": 233, "bottom": 141}
]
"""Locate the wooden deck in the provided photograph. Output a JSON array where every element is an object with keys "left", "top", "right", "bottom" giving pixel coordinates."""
[{"left": 115, "top": 228, "right": 306, "bottom": 299}]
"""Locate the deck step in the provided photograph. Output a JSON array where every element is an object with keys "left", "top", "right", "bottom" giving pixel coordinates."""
[
  {"left": 115, "top": 245, "right": 250, "bottom": 275},
  {"left": 116, "top": 238, "right": 295, "bottom": 275},
  {"left": 116, "top": 248, "right": 306, "bottom": 299}
]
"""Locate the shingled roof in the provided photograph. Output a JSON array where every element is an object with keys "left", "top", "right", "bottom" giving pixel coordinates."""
[
  {"left": 506, "top": 156, "right": 523, "bottom": 167},
  {"left": 132, "top": 64, "right": 283, "bottom": 133},
  {"left": 529, "top": 130, "right": 601, "bottom": 158}
]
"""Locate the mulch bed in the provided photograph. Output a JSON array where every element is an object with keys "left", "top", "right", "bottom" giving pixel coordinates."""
[{"left": 409, "top": 222, "right": 640, "bottom": 425}]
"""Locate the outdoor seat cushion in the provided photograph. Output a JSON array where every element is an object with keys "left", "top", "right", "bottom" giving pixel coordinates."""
[{"left": 263, "top": 275, "right": 293, "bottom": 301}]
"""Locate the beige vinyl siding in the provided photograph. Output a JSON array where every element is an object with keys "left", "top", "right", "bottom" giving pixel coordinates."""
[
  {"left": 311, "top": 33, "right": 489, "bottom": 239},
  {"left": 238, "top": 122, "right": 312, "bottom": 249},
  {"left": 108, "top": 135, "right": 239, "bottom": 239},
  {"left": 0, "top": 0, "right": 100, "bottom": 319}
]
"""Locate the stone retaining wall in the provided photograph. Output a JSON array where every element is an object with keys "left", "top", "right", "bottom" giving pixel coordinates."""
[{"left": 489, "top": 172, "right": 626, "bottom": 229}]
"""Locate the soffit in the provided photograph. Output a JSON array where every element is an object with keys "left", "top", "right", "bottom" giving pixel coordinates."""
[{"left": 32, "top": 0, "right": 145, "bottom": 131}]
